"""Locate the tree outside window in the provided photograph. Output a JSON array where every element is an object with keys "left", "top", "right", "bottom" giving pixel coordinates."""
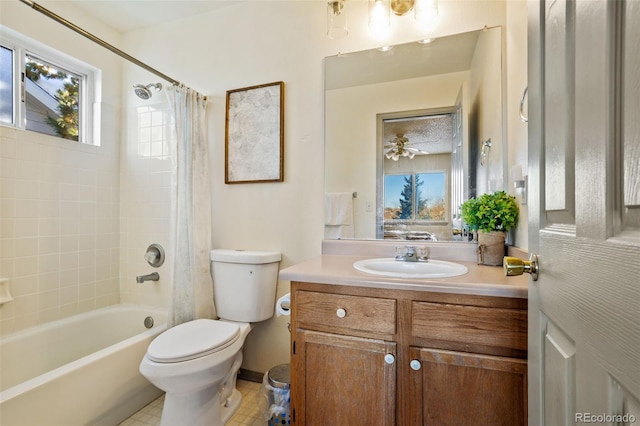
[
  {"left": 384, "top": 172, "right": 446, "bottom": 221},
  {"left": 25, "top": 54, "right": 80, "bottom": 141}
]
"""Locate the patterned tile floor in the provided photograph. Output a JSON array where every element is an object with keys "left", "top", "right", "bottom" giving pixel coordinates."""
[{"left": 119, "top": 379, "right": 265, "bottom": 426}]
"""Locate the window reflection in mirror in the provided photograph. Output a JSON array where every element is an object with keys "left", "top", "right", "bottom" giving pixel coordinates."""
[
  {"left": 381, "top": 113, "right": 452, "bottom": 240},
  {"left": 384, "top": 172, "right": 446, "bottom": 221}
]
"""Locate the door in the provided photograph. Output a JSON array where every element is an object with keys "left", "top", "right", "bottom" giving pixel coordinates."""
[
  {"left": 292, "top": 329, "right": 396, "bottom": 425},
  {"left": 410, "top": 347, "right": 527, "bottom": 425},
  {"left": 528, "top": 0, "right": 640, "bottom": 425}
]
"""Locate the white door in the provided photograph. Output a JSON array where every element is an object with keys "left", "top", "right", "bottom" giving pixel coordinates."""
[{"left": 527, "top": 0, "right": 640, "bottom": 425}]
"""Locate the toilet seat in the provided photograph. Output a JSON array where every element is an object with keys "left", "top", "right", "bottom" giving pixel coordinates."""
[{"left": 147, "top": 319, "right": 240, "bottom": 363}]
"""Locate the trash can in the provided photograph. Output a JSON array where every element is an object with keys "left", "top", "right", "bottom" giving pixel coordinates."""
[{"left": 261, "top": 363, "right": 290, "bottom": 426}]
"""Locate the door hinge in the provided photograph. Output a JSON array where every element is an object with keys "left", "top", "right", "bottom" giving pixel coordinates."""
[
  {"left": 292, "top": 340, "right": 296, "bottom": 355},
  {"left": 292, "top": 408, "right": 296, "bottom": 423}
]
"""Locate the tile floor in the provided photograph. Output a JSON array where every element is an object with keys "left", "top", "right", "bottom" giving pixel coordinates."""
[{"left": 119, "top": 379, "right": 265, "bottom": 426}]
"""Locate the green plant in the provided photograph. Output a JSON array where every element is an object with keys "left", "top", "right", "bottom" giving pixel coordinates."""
[{"left": 460, "top": 190, "right": 519, "bottom": 232}]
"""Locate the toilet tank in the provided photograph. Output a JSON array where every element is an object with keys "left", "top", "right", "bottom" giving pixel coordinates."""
[{"left": 210, "top": 249, "right": 281, "bottom": 322}]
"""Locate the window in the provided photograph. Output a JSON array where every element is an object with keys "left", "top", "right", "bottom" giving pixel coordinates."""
[
  {"left": 0, "top": 46, "right": 13, "bottom": 124},
  {"left": 384, "top": 171, "right": 446, "bottom": 221},
  {"left": 0, "top": 26, "right": 99, "bottom": 145}
]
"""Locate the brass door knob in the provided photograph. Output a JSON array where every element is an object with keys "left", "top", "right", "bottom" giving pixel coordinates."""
[{"left": 503, "top": 254, "right": 539, "bottom": 281}]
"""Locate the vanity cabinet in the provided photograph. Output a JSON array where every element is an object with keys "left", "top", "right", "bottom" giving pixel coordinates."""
[{"left": 290, "top": 281, "right": 527, "bottom": 426}]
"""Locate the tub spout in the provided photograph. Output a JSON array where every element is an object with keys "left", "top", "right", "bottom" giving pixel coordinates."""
[{"left": 136, "top": 272, "right": 159, "bottom": 283}]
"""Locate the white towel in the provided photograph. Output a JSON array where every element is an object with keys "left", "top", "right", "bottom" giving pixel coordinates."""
[
  {"left": 324, "top": 224, "right": 354, "bottom": 239},
  {"left": 324, "top": 192, "right": 353, "bottom": 225}
]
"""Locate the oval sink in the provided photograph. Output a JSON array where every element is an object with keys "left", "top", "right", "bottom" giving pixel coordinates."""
[{"left": 353, "top": 258, "right": 468, "bottom": 279}]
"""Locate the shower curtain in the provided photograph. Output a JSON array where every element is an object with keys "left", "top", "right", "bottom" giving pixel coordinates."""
[{"left": 166, "top": 86, "right": 215, "bottom": 327}]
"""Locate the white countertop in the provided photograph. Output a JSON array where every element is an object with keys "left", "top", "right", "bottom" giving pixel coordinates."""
[{"left": 280, "top": 254, "right": 529, "bottom": 299}]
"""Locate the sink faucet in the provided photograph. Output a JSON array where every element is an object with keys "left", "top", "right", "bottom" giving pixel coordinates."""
[
  {"left": 395, "top": 246, "right": 429, "bottom": 262},
  {"left": 136, "top": 272, "right": 159, "bottom": 283}
]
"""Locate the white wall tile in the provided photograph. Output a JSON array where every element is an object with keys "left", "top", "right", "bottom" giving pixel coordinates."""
[{"left": 14, "top": 237, "right": 38, "bottom": 257}]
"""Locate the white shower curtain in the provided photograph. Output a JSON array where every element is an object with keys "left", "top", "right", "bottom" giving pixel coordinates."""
[{"left": 166, "top": 86, "right": 214, "bottom": 327}]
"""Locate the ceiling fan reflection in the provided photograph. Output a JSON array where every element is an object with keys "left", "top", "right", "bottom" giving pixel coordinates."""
[{"left": 384, "top": 134, "right": 430, "bottom": 161}]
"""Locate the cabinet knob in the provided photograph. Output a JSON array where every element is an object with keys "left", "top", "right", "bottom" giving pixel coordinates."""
[
  {"left": 410, "top": 359, "right": 421, "bottom": 371},
  {"left": 336, "top": 308, "right": 347, "bottom": 318},
  {"left": 384, "top": 354, "right": 395, "bottom": 365}
]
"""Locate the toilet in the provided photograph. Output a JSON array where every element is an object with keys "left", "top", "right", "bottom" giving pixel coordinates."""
[{"left": 139, "top": 249, "right": 281, "bottom": 426}]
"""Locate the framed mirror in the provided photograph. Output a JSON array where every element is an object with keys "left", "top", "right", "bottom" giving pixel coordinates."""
[{"left": 324, "top": 26, "right": 505, "bottom": 241}]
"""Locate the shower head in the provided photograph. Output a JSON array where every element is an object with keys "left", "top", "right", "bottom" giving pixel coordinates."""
[{"left": 133, "top": 82, "right": 162, "bottom": 100}]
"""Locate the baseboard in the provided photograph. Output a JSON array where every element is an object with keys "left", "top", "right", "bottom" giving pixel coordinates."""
[{"left": 238, "top": 368, "right": 264, "bottom": 383}]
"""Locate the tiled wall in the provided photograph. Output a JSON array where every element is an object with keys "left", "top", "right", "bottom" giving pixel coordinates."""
[
  {"left": 0, "top": 107, "right": 121, "bottom": 336},
  {"left": 118, "top": 103, "right": 173, "bottom": 308},
  {"left": 0, "top": 99, "right": 176, "bottom": 337}
]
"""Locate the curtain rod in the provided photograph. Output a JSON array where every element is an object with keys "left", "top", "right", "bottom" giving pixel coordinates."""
[{"left": 20, "top": 0, "right": 182, "bottom": 86}]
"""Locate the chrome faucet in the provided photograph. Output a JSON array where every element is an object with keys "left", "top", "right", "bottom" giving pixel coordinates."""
[
  {"left": 395, "top": 246, "right": 429, "bottom": 262},
  {"left": 136, "top": 272, "right": 159, "bottom": 283}
]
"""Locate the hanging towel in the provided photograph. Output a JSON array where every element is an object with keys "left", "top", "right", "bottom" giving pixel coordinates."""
[
  {"left": 324, "top": 192, "right": 354, "bottom": 239},
  {"left": 324, "top": 224, "right": 354, "bottom": 239},
  {"left": 324, "top": 192, "right": 353, "bottom": 225}
]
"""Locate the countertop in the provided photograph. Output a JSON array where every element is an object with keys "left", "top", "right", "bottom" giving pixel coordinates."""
[{"left": 279, "top": 254, "right": 529, "bottom": 299}]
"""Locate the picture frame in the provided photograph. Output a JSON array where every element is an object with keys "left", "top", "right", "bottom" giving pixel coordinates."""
[{"left": 225, "top": 81, "right": 284, "bottom": 184}]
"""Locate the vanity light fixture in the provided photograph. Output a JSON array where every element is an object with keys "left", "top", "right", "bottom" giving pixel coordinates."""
[
  {"left": 414, "top": 0, "right": 439, "bottom": 32},
  {"left": 326, "top": 0, "right": 438, "bottom": 40},
  {"left": 327, "top": 0, "right": 348, "bottom": 39},
  {"left": 369, "top": 0, "right": 391, "bottom": 40}
]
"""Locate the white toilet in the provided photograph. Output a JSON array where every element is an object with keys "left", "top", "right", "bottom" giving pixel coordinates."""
[{"left": 139, "top": 249, "right": 281, "bottom": 426}]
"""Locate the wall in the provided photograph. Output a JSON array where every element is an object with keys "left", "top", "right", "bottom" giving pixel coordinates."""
[
  {"left": 118, "top": 91, "right": 174, "bottom": 308},
  {"left": 121, "top": 1, "right": 509, "bottom": 373},
  {"left": 469, "top": 27, "right": 504, "bottom": 196},
  {"left": 0, "top": 1, "right": 123, "bottom": 335},
  {"left": 506, "top": 0, "right": 529, "bottom": 250}
]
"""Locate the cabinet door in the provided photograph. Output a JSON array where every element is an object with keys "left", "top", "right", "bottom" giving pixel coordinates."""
[
  {"left": 408, "top": 347, "right": 527, "bottom": 426},
  {"left": 292, "top": 329, "right": 396, "bottom": 426}
]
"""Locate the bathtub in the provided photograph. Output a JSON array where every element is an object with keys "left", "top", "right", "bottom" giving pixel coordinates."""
[{"left": 0, "top": 305, "right": 167, "bottom": 426}]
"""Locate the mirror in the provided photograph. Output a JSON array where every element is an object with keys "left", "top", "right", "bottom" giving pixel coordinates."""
[{"left": 324, "top": 27, "right": 504, "bottom": 241}]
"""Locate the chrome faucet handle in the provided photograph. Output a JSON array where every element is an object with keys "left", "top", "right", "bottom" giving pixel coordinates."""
[
  {"left": 395, "top": 246, "right": 408, "bottom": 260},
  {"left": 417, "top": 246, "right": 429, "bottom": 261}
]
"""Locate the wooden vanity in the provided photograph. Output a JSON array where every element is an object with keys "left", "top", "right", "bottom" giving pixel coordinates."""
[{"left": 280, "top": 245, "right": 528, "bottom": 426}]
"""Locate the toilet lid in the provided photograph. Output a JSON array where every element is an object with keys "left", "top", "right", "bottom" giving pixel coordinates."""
[{"left": 147, "top": 319, "right": 241, "bottom": 363}]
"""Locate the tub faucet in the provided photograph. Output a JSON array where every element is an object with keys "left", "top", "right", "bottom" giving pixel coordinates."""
[{"left": 136, "top": 272, "right": 159, "bottom": 283}]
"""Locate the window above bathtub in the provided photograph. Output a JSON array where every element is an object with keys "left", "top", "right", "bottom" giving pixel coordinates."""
[{"left": 0, "top": 26, "right": 101, "bottom": 146}]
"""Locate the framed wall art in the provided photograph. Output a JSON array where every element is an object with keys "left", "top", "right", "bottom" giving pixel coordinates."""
[{"left": 225, "top": 81, "right": 284, "bottom": 183}]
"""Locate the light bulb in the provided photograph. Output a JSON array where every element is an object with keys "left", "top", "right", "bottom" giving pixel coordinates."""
[
  {"left": 414, "top": 0, "right": 438, "bottom": 33},
  {"left": 369, "top": 0, "right": 390, "bottom": 40}
]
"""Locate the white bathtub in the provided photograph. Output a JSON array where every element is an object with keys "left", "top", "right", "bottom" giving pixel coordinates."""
[{"left": 0, "top": 305, "right": 167, "bottom": 426}]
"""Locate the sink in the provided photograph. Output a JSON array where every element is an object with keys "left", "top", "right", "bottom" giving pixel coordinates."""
[{"left": 353, "top": 258, "right": 468, "bottom": 279}]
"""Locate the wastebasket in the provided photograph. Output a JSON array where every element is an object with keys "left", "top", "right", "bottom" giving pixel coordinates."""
[{"left": 261, "top": 363, "right": 290, "bottom": 426}]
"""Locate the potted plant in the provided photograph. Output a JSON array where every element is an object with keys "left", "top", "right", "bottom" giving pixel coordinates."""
[{"left": 460, "top": 190, "right": 519, "bottom": 265}]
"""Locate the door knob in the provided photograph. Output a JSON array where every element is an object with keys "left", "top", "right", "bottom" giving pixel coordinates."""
[{"left": 503, "top": 254, "right": 539, "bottom": 281}]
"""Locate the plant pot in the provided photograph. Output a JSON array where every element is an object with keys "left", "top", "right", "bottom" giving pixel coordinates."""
[{"left": 476, "top": 231, "right": 506, "bottom": 266}]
